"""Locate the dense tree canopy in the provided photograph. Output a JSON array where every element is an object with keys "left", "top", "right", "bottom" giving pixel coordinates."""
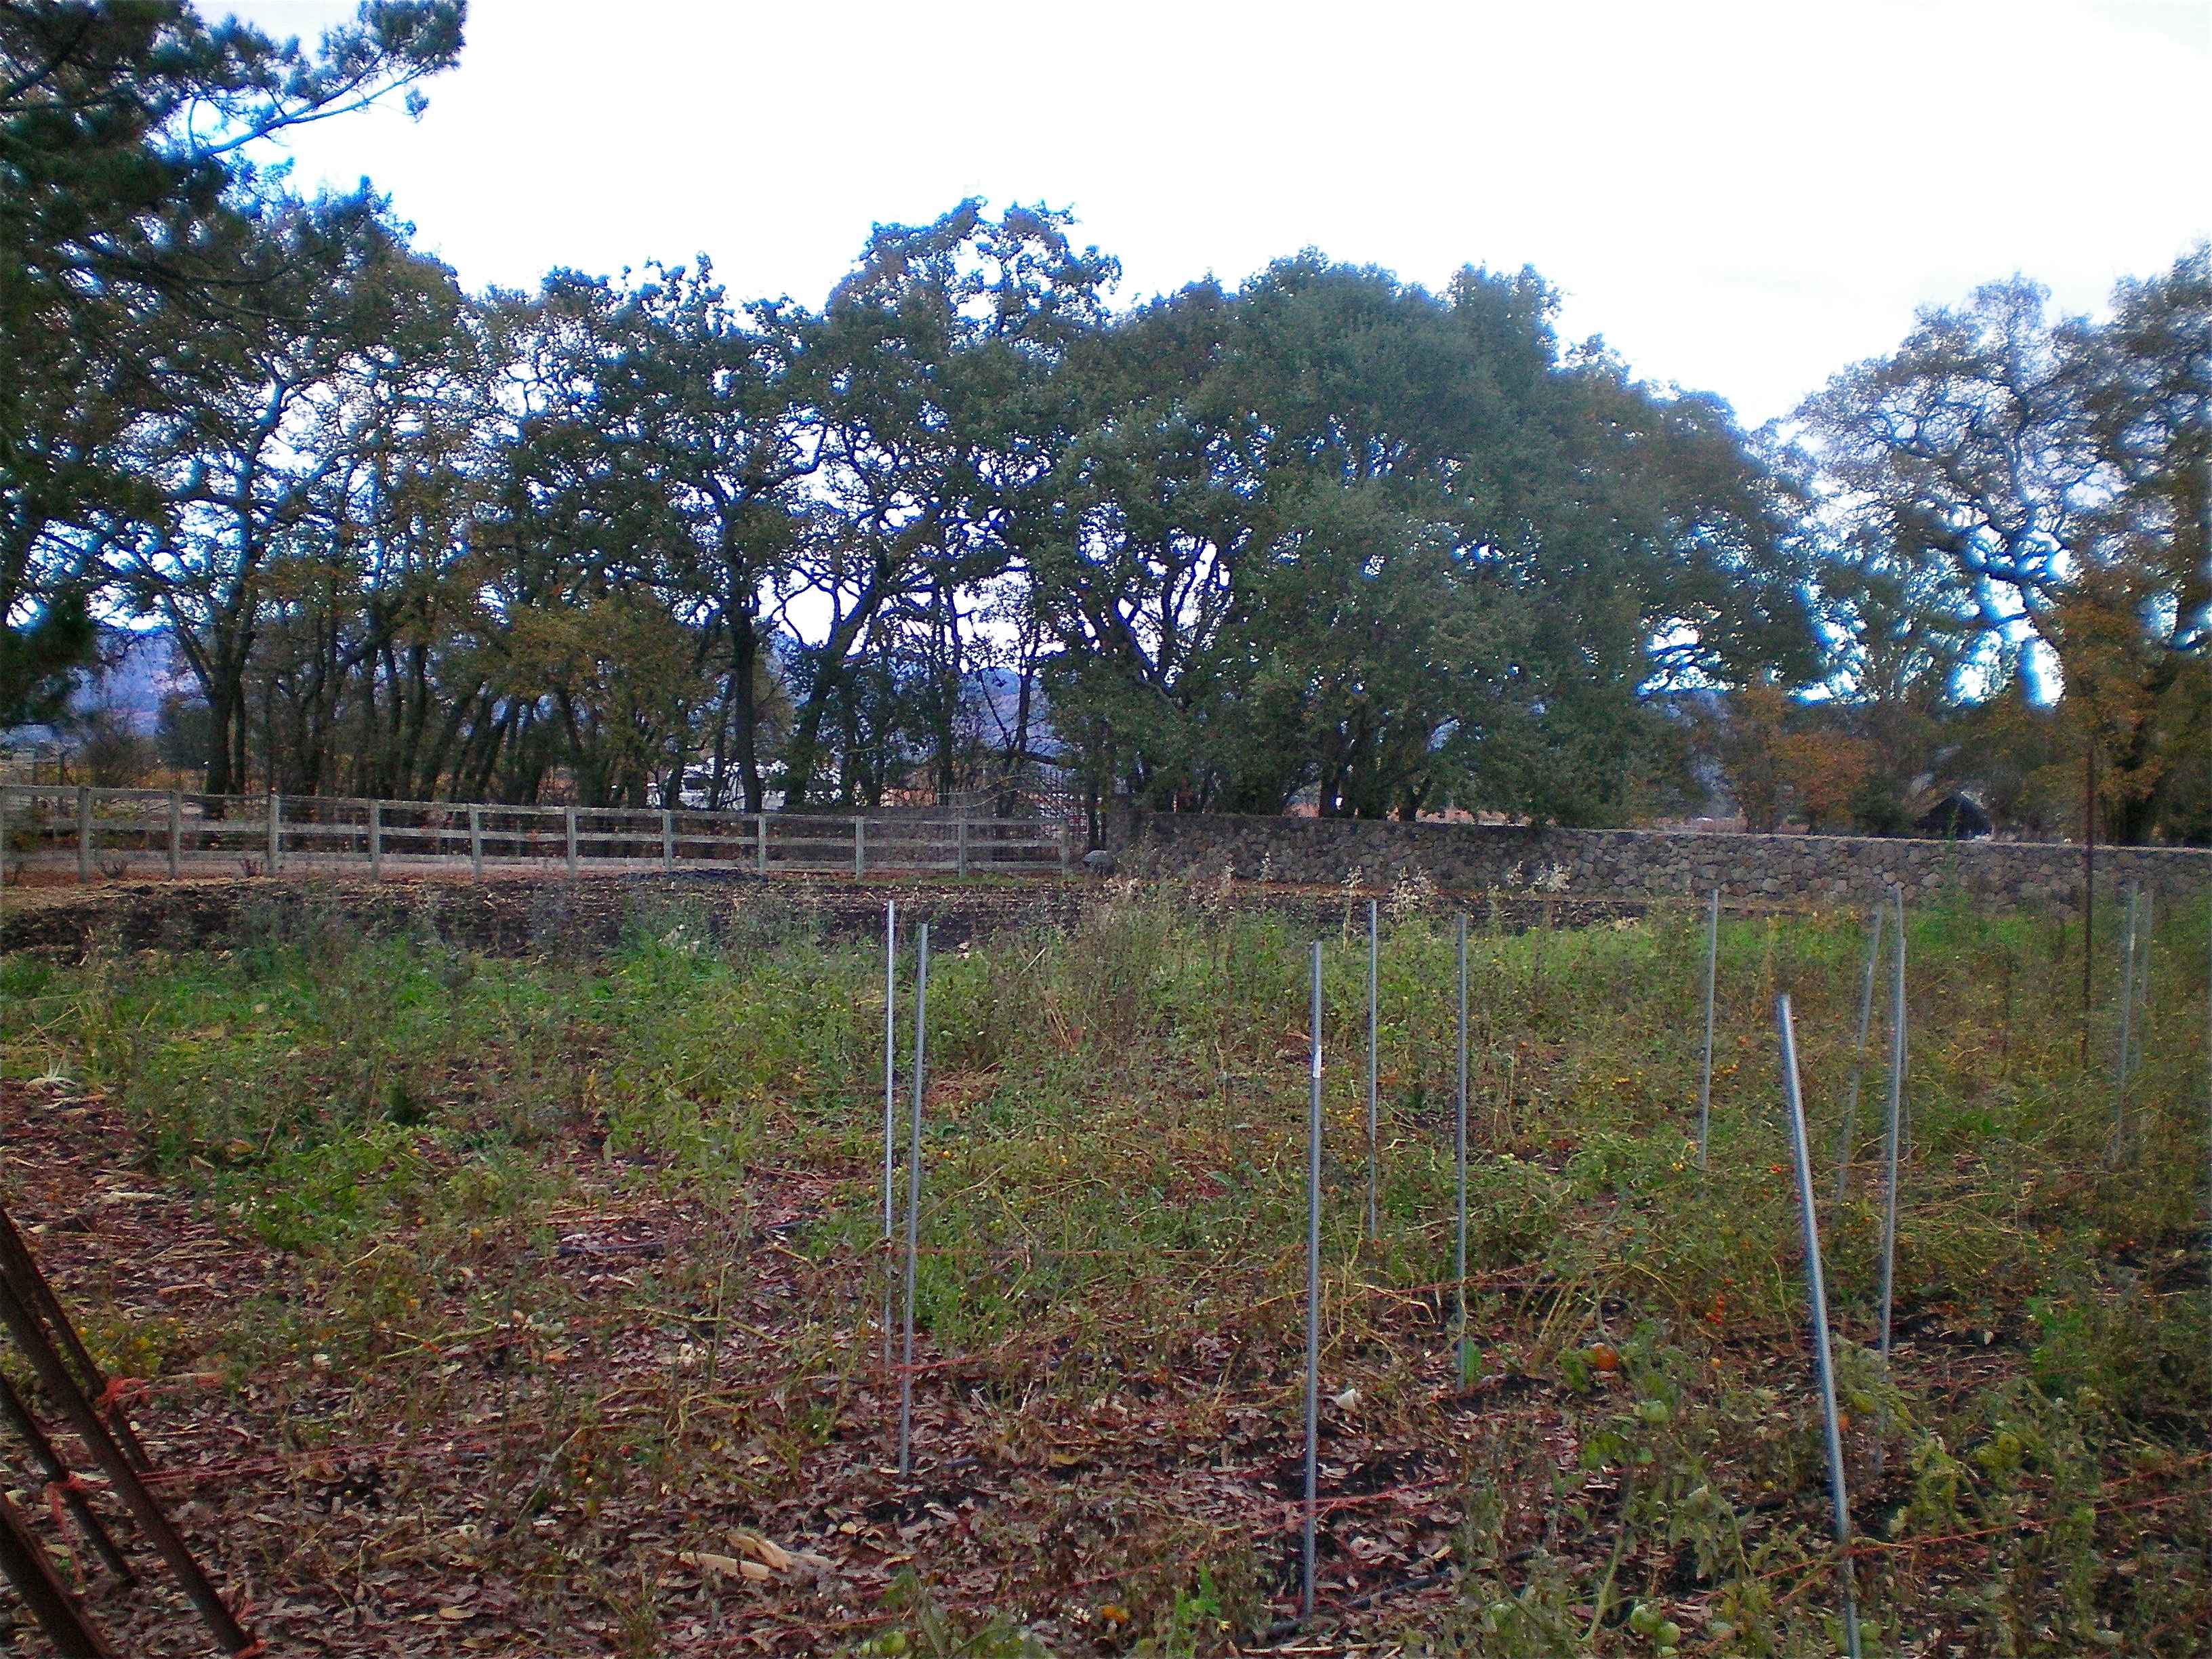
[{"left": 4, "top": 6, "right": 2205, "bottom": 843}]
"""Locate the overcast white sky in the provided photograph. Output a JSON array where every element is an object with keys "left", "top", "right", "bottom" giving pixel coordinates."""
[{"left": 213, "top": 0, "right": 2209, "bottom": 427}]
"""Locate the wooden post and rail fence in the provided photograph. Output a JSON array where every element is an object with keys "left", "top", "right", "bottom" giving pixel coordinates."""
[{"left": 0, "top": 785, "right": 1077, "bottom": 886}]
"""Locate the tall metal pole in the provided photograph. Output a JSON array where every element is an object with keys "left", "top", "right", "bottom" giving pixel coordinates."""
[
  {"left": 2114, "top": 882, "right": 2140, "bottom": 1153},
  {"left": 1833, "top": 901, "right": 1886, "bottom": 1208},
  {"left": 897, "top": 922, "right": 929, "bottom": 1478},
  {"left": 881, "top": 900, "right": 898, "bottom": 1365},
  {"left": 1696, "top": 888, "right": 1719, "bottom": 1168},
  {"left": 1878, "top": 886, "right": 1906, "bottom": 1363},
  {"left": 1778, "top": 994, "right": 1862, "bottom": 1659},
  {"left": 1454, "top": 913, "right": 1469, "bottom": 1380},
  {"left": 1364, "top": 899, "right": 1379, "bottom": 1240},
  {"left": 2081, "top": 745, "right": 2096, "bottom": 1061},
  {"left": 1302, "top": 940, "right": 1323, "bottom": 1621}
]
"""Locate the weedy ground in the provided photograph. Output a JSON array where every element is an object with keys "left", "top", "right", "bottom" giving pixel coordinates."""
[{"left": 0, "top": 877, "right": 2205, "bottom": 1656}]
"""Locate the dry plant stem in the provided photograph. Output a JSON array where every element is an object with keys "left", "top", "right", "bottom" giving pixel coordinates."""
[
  {"left": 1777, "top": 992, "right": 1862, "bottom": 1659},
  {"left": 1697, "top": 887, "right": 1718, "bottom": 1168},
  {"left": 1454, "top": 912, "right": 1469, "bottom": 1376},
  {"left": 1877, "top": 886, "right": 1908, "bottom": 1366},
  {"left": 898, "top": 922, "right": 929, "bottom": 1479},
  {"left": 880, "top": 900, "right": 897, "bottom": 1367},
  {"left": 1365, "top": 899, "right": 1379, "bottom": 1242},
  {"left": 1303, "top": 939, "right": 1322, "bottom": 1622},
  {"left": 1834, "top": 901, "right": 1885, "bottom": 1210}
]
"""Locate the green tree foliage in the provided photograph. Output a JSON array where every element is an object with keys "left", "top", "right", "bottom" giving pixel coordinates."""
[
  {"left": 0, "top": 0, "right": 463, "bottom": 724},
  {"left": 1795, "top": 249, "right": 2209, "bottom": 842},
  {"left": 1033, "top": 260, "right": 1809, "bottom": 824},
  {"left": 6, "top": 17, "right": 2197, "bottom": 842}
]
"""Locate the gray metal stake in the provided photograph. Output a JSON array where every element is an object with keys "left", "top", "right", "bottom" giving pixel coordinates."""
[
  {"left": 1778, "top": 994, "right": 1863, "bottom": 1659},
  {"left": 1878, "top": 886, "right": 1906, "bottom": 1363},
  {"left": 564, "top": 804, "right": 578, "bottom": 875},
  {"left": 898, "top": 922, "right": 930, "bottom": 1478},
  {"left": 1303, "top": 940, "right": 1323, "bottom": 1620},
  {"left": 1454, "top": 913, "right": 1470, "bottom": 1380},
  {"left": 167, "top": 788, "right": 182, "bottom": 879},
  {"left": 882, "top": 901, "right": 898, "bottom": 1365},
  {"left": 369, "top": 798, "right": 383, "bottom": 880},
  {"left": 2114, "top": 882, "right": 2140, "bottom": 1153},
  {"left": 1365, "top": 899, "right": 1379, "bottom": 1240},
  {"left": 1696, "top": 888, "right": 1719, "bottom": 1168},
  {"left": 1833, "top": 901, "right": 1886, "bottom": 1209},
  {"left": 469, "top": 804, "right": 483, "bottom": 880}
]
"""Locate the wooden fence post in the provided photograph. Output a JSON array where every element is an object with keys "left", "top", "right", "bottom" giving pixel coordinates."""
[
  {"left": 468, "top": 804, "right": 483, "bottom": 881},
  {"left": 267, "top": 792, "right": 281, "bottom": 875},
  {"left": 368, "top": 799, "right": 383, "bottom": 880},
  {"left": 75, "top": 786, "right": 90, "bottom": 884},
  {"left": 758, "top": 813, "right": 769, "bottom": 875},
  {"left": 565, "top": 804, "right": 578, "bottom": 876},
  {"left": 167, "top": 790, "right": 182, "bottom": 879},
  {"left": 855, "top": 815, "right": 865, "bottom": 878},
  {"left": 661, "top": 810, "right": 674, "bottom": 874},
  {"left": 956, "top": 817, "right": 968, "bottom": 879}
]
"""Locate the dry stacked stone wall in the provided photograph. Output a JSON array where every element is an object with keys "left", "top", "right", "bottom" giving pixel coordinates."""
[{"left": 1112, "top": 811, "right": 2209, "bottom": 912}]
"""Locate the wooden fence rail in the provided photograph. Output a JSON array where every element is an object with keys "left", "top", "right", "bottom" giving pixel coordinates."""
[{"left": 0, "top": 785, "right": 1075, "bottom": 884}]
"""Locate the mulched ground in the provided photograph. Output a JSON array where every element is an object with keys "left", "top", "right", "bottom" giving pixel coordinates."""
[{"left": 0, "top": 1078, "right": 1517, "bottom": 1656}]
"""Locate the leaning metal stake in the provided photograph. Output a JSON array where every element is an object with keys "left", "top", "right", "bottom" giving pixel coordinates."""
[
  {"left": 897, "top": 923, "right": 930, "bottom": 1478},
  {"left": 1365, "top": 899, "right": 1379, "bottom": 1240},
  {"left": 881, "top": 900, "right": 897, "bottom": 1364},
  {"left": 1878, "top": 886, "right": 1906, "bottom": 1364},
  {"left": 1696, "top": 888, "right": 1719, "bottom": 1168},
  {"left": 1833, "top": 901, "right": 1886, "bottom": 1209},
  {"left": 1778, "top": 994, "right": 1863, "bottom": 1659},
  {"left": 1303, "top": 941, "right": 1324, "bottom": 1620},
  {"left": 1454, "top": 913, "right": 1470, "bottom": 1379}
]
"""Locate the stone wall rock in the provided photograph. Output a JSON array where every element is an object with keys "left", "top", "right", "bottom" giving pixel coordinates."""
[{"left": 1110, "top": 811, "right": 2208, "bottom": 912}]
